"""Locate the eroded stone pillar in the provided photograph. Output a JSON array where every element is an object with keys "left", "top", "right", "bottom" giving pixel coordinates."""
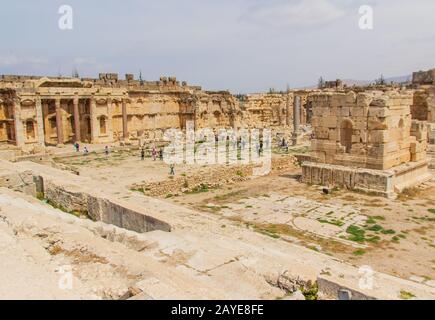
[
  {"left": 286, "top": 93, "right": 292, "bottom": 126},
  {"left": 55, "top": 98, "right": 64, "bottom": 145},
  {"left": 73, "top": 97, "right": 81, "bottom": 142},
  {"left": 122, "top": 99, "right": 128, "bottom": 139},
  {"left": 292, "top": 96, "right": 301, "bottom": 146},
  {"left": 107, "top": 98, "right": 114, "bottom": 141},
  {"left": 90, "top": 97, "right": 98, "bottom": 143},
  {"left": 277, "top": 105, "right": 282, "bottom": 126},
  {"left": 35, "top": 97, "right": 45, "bottom": 146},
  {"left": 13, "top": 99, "right": 24, "bottom": 147},
  {"left": 293, "top": 96, "right": 301, "bottom": 132}
]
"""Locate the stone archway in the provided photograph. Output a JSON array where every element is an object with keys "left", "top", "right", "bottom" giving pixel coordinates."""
[{"left": 213, "top": 111, "right": 222, "bottom": 127}]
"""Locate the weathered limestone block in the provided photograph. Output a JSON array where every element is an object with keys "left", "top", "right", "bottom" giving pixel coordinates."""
[
  {"left": 411, "top": 120, "right": 428, "bottom": 141},
  {"left": 368, "top": 117, "right": 388, "bottom": 130},
  {"left": 368, "top": 130, "right": 389, "bottom": 144},
  {"left": 314, "top": 127, "right": 330, "bottom": 139},
  {"left": 352, "top": 106, "right": 367, "bottom": 117},
  {"left": 322, "top": 116, "right": 338, "bottom": 128},
  {"left": 340, "top": 107, "right": 350, "bottom": 117}
]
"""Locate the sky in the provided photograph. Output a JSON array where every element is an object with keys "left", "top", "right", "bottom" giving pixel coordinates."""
[{"left": 0, "top": 0, "right": 434, "bottom": 93}]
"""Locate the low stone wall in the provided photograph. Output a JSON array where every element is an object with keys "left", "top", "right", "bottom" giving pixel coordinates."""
[
  {"left": 0, "top": 160, "right": 171, "bottom": 233},
  {"left": 133, "top": 156, "right": 298, "bottom": 197},
  {"left": 133, "top": 165, "right": 254, "bottom": 197},
  {"left": 302, "top": 160, "right": 431, "bottom": 198},
  {"left": 317, "top": 276, "right": 376, "bottom": 300}
]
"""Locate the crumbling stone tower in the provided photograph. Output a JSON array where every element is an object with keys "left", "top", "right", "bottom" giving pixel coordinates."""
[{"left": 302, "top": 90, "right": 430, "bottom": 197}]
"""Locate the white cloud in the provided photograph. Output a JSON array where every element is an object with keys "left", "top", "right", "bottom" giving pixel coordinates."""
[{"left": 242, "top": 0, "right": 347, "bottom": 28}]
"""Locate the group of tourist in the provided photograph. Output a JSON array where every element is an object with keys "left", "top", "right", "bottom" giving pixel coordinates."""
[
  {"left": 74, "top": 142, "right": 90, "bottom": 155},
  {"left": 140, "top": 145, "right": 164, "bottom": 161},
  {"left": 140, "top": 145, "right": 175, "bottom": 175}
]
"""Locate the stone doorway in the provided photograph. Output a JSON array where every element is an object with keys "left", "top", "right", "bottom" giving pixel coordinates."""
[{"left": 340, "top": 120, "right": 353, "bottom": 153}]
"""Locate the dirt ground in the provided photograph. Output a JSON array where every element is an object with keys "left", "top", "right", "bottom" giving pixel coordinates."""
[{"left": 54, "top": 149, "right": 435, "bottom": 284}]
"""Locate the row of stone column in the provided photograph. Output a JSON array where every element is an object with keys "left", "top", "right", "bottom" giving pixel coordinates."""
[{"left": 14, "top": 97, "right": 129, "bottom": 147}]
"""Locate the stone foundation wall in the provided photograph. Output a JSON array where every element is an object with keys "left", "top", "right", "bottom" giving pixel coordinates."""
[
  {"left": 302, "top": 159, "right": 430, "bottom": 198},
  {"left": 0, "top": 160, "right": 171, "bottom": 233}
]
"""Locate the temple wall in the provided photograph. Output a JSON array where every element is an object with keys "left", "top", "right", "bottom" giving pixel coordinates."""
[
  {"left": 308, "top": 90, "right": 426, "bottom": 170},
  {"left": 0, "top": 75, "right": 301, "bottom": 149}
]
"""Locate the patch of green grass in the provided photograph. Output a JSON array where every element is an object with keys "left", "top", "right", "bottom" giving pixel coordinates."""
[
  {"left": 206, "top": 205, "right": 221, "bottom": 212},
  {"left": 399, "top": 290, "right": 416, "bottom": 300},
  {"left": 367, "top": 224, "right": 383, "bottom": 232},
  {"left": 346, "top": 225, "right": 366, "bottom": 243},
  {"left": 317, "top": 218, "right": 345, "bottom": 227},
  {"left": 301, "top": 283, "right": 318, "bottom": 301},
  {"left": 428, "top": 209, "right": 435, "bottom": 214},
  {"left": 381, "top": 229, "right": 396, "bottom": 235},
  {"left": 366, "top": 235, "right": 381, "bottom": 244},
  {"left": 236, "top": 170, "right": 245, "bottom": 177},
  {"left": 353, "top": 249, "right": 366, "bottom": 256},
  {"left": 213, "top": 191, "right": 243, "bottom": 201},
  {"left": 185, "top": 184, "right": 210, "bottom": 194},
  {"left": 373, "top": 216, "right": 386, "bottom": 221}
]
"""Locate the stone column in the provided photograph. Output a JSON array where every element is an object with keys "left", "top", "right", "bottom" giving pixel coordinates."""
[
  {"left": 292, "top": 96, "right": 301, "bottom": 146},
  {"left": 107, "top": 97, "right": 114, "bottom": 141},
  {"left": 73, "top": 97, "right": 81, "bottom": 142},
  {"left": 35, "top": 97, "right": 45, "bottom": 146},
  {"left": 286, "top": 93, "right": 292, "bottom": 126},
  {"left": 122, "top": 99, "right": 128, "bottom": 139},
  {"left": 55, "top": 98, "right": 64, "bottom": 145},
  {"left": 90, "top": 97, "right": 98, "bottom": 143},
  {"left": 13, "top": 99, "right": 24, "bottom": 147}
]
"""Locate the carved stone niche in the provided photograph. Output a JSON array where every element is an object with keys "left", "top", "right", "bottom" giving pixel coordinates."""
[
  {"left": 21, "top": 99, "right": 36, "bottom": 107},
  {"left": 96, "top": 98, "right": 107, "bottom": 105}
]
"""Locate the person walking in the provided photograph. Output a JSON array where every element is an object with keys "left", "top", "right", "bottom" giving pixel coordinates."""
[
  {"left": 83, "top": 146, "right": 89, "bottom": 155},
  {"left": 75, "top": 142, "right": 80, "bottom": 152},
  {"left": 152, "top": 147, "right": 157, "bottom": 161},
  {"left": 169, "top": 163, "right": 175, "bottom": 176},
  {"left": 141, "top": 148, "right": 145, "bottom": 161},
  {"left": 104, "top": 146, "right": 109, "bottom": 156},
  {"left": 159, "top": 148, "right": 163, "bottom": 161}
]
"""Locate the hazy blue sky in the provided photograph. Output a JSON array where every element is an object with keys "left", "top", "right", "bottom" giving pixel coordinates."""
[{"left": 0, "top": 0, "right": 434, "bottom": 92}]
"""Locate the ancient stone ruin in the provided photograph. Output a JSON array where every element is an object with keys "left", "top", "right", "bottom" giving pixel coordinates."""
[
  {"left": 0, "top": 74, "right": 315, "bottom": 152},
  {"left": 302, "top": 90, "right": 431, "bottom": 197}
]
